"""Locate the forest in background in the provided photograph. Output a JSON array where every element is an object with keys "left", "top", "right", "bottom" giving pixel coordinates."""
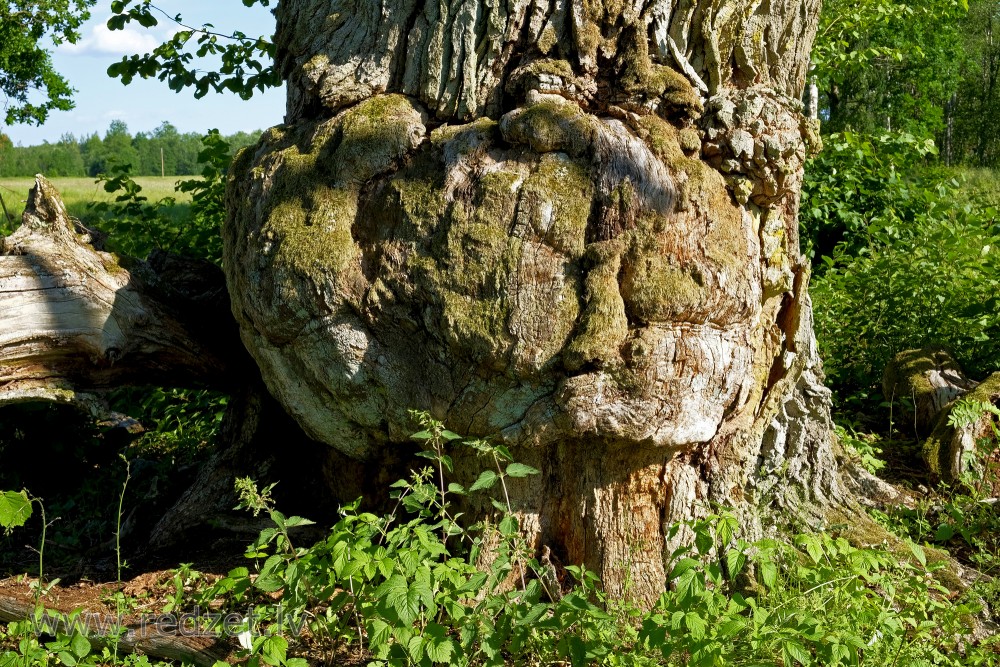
[
  {"left": 816, "top": 0, "right": 1000, "bottom": 167},
  {"left": 0, "top": 121, "right": 262, "bottom": 177},
  {"left": 800, "top": 0, "right": 1000, "bottom": 411}
]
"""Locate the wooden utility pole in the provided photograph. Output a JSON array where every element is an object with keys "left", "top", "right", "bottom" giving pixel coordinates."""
[{"left": 0, "top": 191, "right": 12, "bottom": 225}]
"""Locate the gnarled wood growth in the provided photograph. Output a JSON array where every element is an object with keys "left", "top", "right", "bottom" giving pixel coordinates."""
[{"left": 224, "top": 0, "right": 861, "bottom": 603}]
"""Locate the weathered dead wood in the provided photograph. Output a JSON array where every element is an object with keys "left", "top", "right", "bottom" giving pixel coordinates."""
[
  {"left": 0, "top": 595, "right": 233, "bottom": 667},
  {"left": 0, "top": 175, "right": 248, "bottom": 409},
  {"left": 924, "top": 372, "right": 1000, "bottom": 488},
  {"left": 884, "top": 348, "right": 978, "bottom": 438}
]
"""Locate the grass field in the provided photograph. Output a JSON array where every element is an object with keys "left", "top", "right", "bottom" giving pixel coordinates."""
[
  {"left": 0, "top": 175, "right": 224, "bottom": 261},
  {"left": 0, "top": 176, "right": 192, "bottom": 220},
  {"left": 947, "top": 166, "right": 1000, "bottom": 207}
]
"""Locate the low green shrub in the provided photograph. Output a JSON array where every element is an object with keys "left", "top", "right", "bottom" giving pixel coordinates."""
[
  {"left": 87, "top": 129, "right": 230, "bottom": 264},
  {"left": 4, "top": 414, "right": 996, "bottom": 666},
  {"left": 804, "top": 133, "right": 1000, "bottom": 404},
  {"left": 181, "top": 415, "right": 995, "bottom": 667}
]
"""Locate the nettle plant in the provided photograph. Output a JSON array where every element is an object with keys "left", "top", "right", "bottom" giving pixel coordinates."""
[
  {"left": 184, "top": 413, "right": 994, "bottom": 667},
  {"left": 0, "top": 490, "right": 57, "bottom": 601}
]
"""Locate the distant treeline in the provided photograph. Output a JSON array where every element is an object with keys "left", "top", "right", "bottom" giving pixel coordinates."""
[{"left": 0, "top": 121, "right": 262, "bottom": 178}]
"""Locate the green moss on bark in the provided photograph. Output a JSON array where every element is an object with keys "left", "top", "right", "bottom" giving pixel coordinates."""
[
  {"left": 924, "top": 371, "right": 1000, "bottom": 480},
  {"left": 256, "top": 94, "right": 427, "bottom": 287},
  {"left": 500, "top": 99, "right": 596, "bottom": 156},
  {"left": 520, "top": 153, "right": 593, "bottom": 258},
  {"left": 564, "top": 240, "right": 628, "bottom": 371}
]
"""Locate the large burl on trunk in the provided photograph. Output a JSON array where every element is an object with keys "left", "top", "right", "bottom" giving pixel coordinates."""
[{"left": 225, "top": 0, "right": 848, "bottom": 603}]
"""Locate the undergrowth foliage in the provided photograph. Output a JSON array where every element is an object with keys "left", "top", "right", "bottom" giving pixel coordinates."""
[
  {"left": 2, "top": 416, "right": 997, "bottom": 665},
  {"left": 873, "top": 399, "right": 1000, "bottom": 615},
  {"left": 52, "top": 413, "right": 979, "bottom": 667},
  {"left": 804, "top": 131, "right": 1000, "bottom": 405},
  {"left": 88, "top": 129, "right": 231, "bottom": 264}
]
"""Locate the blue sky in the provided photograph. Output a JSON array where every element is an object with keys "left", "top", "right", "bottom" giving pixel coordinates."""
[{"left": 4, "top": 0, "right": 286, "bottom": 146}]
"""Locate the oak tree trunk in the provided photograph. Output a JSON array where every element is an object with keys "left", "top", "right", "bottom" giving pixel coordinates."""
[
  {"left": 0, "top": 1, "right": 906, "bottom": 608},
  {"left": 221, "top": 0, "right": 878, "bottom": 603}
]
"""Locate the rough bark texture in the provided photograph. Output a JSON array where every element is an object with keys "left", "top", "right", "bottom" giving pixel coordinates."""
[
  {"left": 225, "top": 0, "right": 840, "bottom": 601},
  {"left": 0, "top": 176, "right": 248, "bottom": 409}
]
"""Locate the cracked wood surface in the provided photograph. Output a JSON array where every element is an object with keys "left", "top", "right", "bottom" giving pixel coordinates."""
[{"left": 0, "top": 176, "right": 245, "bottom": 408}]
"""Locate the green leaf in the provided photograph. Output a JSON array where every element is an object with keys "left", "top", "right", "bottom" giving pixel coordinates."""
[
  {"left": 716, "top": 513, "right": 738, "bottom": 547},
  {"left": 684, "top": 612, "right": 707, "bottom": 640},
  {"left": 424, "top": 624, "right": 455, "bottom": 663},
  {"left": 760, "top": 561, "right": 778, "bottom": 590},
  {"left": 934, "top": 523, "right": 955, "bottom": 542},
  {"left": 368, "top": 618, "right": 391, "bottom": 649},
  {"left": 726, "top": 548, "right": 748, "bottom": 579},
  {"left": 782, "top": 639, "right": 810, "bottom": 665},
  {"left": 694, "top": 527, "right": 713, "bottom": 555},
  {"left": 411, "top": 575, "right": 435, "bottom": 609},
  {"left": 261, "top": 635, "right": 288, "bottom": 666},
  {"left": 799, "top": 535, "right": 823, "bottom": 563},
  {"left": 524, "top": 602, "right": 552, "bottom": 624},
  {"left": 568, "top": 636, "right": 587, "bottom": 666},
  {"left": 505, "top": 463, "right": 539, "bottom": 478},
  {"left": 469, "top": 470, "right": 498, "bottom": 492},
  {"left": 0, "top": 491, "right": 32, "bottom": 530},
  {"left": 717, "top": 617, "right": 746, "bottom": 639},
  {"left": 283, "top": 515, "right": 316, "bottom": 528},
  {"left": 385, "top": 576, "right": 421, "bottom": 624},
  {"left": 499, "top": 514, "right": 518, "bottom": 537},
  {"left": 70, "top": 633, "right": 90, "bottom": 659},
  {"left": 253, "top": 574, "right": 284, "bottom": 593},
  {"left": 908, "top": 541, "right": 927, "bottom": 567}
]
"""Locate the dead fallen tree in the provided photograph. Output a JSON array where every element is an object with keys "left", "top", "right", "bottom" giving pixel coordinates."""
[
  {"left": 0, "top": 175, "right": 248, "bottom": 413},
  {"left": 0, "top": 594, "right": 233, "bottom": 667}
]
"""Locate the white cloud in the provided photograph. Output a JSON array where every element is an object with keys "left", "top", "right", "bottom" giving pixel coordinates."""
[{"left": 59, "top": 22, "right": 159, "bottom": 57}]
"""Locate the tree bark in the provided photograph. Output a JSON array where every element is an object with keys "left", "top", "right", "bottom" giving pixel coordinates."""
[
  {"left": 222, "top": 0, "right": 862, "bottom": 604},
  {"left": 883, "top": 348, "right": 978, "bottom": 439}
]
